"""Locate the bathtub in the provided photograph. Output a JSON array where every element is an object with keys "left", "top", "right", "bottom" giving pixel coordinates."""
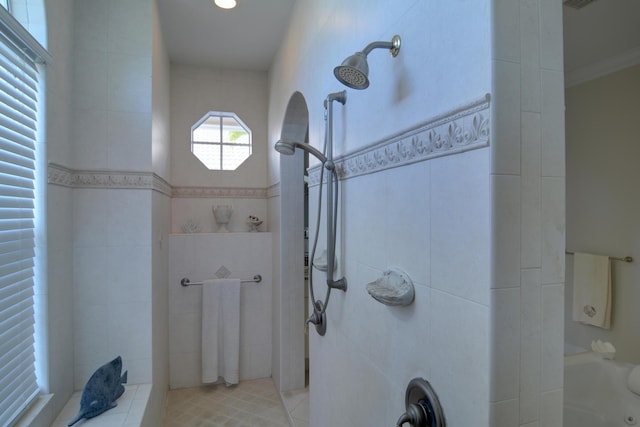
[{"left": 564, "top": 351, "right": 640, "bottom": 427}]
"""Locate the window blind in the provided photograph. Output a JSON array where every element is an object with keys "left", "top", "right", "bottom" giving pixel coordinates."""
[{"left": 0, "top": 15, "right": 40, "bottom": 427}]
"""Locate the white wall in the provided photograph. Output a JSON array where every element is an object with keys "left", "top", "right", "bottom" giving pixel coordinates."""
[
  {"left": 44, "top": 1, "right": 172, "bottom": 424},
  {"left": 169, "top": 64, "right": 268, "bottom": 189},
  {"left": 489, "top": 1, "right": 566, "bottom": 425},
  {"left": 39, "top": 1, "right": 161, "bottom": 424},
  {"left": 169, "top": 64, "right": 269, "bottom": 234},
  {"left": 147, "top": 1, "right": 172, "bottom": 424},
  {"left": 565, "top": 64, "right": 640, "bottom": 364},
  {"left": 32, "top": 0, "right": 76, "bottom": 424},
  {"left": 168, "top": 233, "right": 273, "bottom": 388},
  {"left": 269, "top": 1, "right": 493, "bottom": 425},
  {"left": 69, "top": 0, "right": 155, "bottom": 387},
  {"left": 268, "top": 0, "right": 565, "bottom": 426}
]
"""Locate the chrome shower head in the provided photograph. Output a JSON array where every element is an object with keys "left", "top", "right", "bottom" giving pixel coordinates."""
[
  {"left": 334, "top": 52, "right": 370, "bottom": 90},
  {"left": 334, "top": 35, "right": 401, "bottom": 90},
  {"left": 274, "top": 139, "right": 327, "bottom": 163}
]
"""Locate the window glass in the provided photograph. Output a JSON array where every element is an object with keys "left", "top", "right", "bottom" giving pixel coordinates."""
[{"left": 191, "top": 112, "right": 252, "bottom": 170}]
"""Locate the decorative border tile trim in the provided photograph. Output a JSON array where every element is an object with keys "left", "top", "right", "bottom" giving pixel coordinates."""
[
  {"left": 171, "top": 186, "right": 267, "bottom": 199},
  {"left": 152, "top": 175, "right": 172, "bottom": 197},
  {"left": 48, "top": 163, "right": 268, "bottom": 198},
  {"left": 48, "top": 164, "right": 175, "bottom": 197},
  {"left": 72, "top": 170, "right": 155, "bottom": 189},
  {"left": 47, "top": 163, "right": 74, "bottom": 187},
  {"left": 266, "top": 183, "right": 280, "bottom": 198},
  {"left": 308, "top": 94, "right": 491, "bottom": 186}
]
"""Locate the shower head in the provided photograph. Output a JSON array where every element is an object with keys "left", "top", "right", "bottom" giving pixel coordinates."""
[
  {"left": 274, "top": 139, "right": 327, "bottom": 163},
  {"left": 274, "top": 139, "right": 296, "bottom": 155},
  {"left": 334, "top": 35, "right": 401, "bottom": 90}
]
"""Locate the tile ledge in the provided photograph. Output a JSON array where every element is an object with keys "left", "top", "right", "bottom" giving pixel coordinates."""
[
  {"left": 13, "top": 393, "right": 53, "bottom": 427},
  {"left": 49, "top": 384, "right": 151, "bottom": 427}
]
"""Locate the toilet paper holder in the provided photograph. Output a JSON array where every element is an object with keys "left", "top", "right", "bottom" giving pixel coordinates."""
[{"left": 396, "top": 378, "right": 446, "bottom": 427}]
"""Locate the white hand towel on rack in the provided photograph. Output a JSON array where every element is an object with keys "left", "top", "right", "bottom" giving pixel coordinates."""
[
  {"left": 572, "top": 252, "right": 611, "bottom": 329},
  {"left": 202, "top": 278, "right": 241, "bottom": 385}
]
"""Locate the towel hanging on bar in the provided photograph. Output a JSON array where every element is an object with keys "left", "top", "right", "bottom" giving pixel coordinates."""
[
  {"left": 572, "top": 252, "right": 612, "bottom": 329},
  {"left": 202, "top": 278, "right": 241, "bottom": 386}
]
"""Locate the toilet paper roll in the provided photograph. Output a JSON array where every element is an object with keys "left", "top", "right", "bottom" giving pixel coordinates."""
[{"left": 627, "top": 366, "right": 640, "bottom": 396}]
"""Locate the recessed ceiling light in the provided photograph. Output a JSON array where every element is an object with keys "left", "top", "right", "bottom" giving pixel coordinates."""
[{"left": 214, "top": 0, "right": 237, "bottom": 9}]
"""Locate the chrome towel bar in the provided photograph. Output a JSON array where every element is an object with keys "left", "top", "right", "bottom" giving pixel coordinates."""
[
  {"left": 565, "top": 251, "right": 633, "bottom": 263},
  {"left": 180, "top": 275, "right": 262, "bottom": 287}
]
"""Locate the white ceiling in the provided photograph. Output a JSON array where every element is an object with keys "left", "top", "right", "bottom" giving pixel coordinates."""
[
  {"left": 156, "top": 0, "right": 640, "bottom": 77},
  {"left": 156, "top": 0, "right": 296, "bottom": 71}
]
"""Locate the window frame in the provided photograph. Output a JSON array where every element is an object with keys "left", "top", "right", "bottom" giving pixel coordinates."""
[{"left": 190, "top": 111, "right": 252, "bottom": 171}]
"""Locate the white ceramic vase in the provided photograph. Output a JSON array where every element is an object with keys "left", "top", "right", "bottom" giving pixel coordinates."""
[{"left": 213, "top": 205, "right": 233, "bottom": 232}]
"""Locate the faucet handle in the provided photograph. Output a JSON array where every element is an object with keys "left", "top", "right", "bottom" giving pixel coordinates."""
[
  {"left": 306, "top": 300, "right": 327, "bottom": 336},
  {"left": 395, "top": 378, "right": 446, "bottom": 427},
  {"left": 395, "top": 401, "right": 429, "bottom": 426}
]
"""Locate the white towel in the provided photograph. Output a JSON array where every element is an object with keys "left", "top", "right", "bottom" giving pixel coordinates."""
[
  {"left": 202, "top": 278, "right": 241, "bottom": 385},
  {"left": 572, "top": 252, "right": 611, "bottom": 329}
]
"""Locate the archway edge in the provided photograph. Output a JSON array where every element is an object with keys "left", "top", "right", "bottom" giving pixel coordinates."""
[
  {"left": 280, "top": 91, "right": 309, "bottom": 144},
  {"left": 274, "top": 91, "right": 309, "bottom": 393}
]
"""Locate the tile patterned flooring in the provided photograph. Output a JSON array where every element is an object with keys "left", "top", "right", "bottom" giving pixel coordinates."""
[
  {"left": 164, "top": 378, "right": 309, "bottom": 427},
  {"left": 280, "top": 387, "right": 309, "bottom": 427}
]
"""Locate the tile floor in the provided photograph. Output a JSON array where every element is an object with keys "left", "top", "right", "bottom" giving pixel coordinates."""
[
  {"left": 280, "top": 387, "right": 309, "bottom": 427},
  {"left": 164, "top": 377, "right": 309, "bottom": 427}
]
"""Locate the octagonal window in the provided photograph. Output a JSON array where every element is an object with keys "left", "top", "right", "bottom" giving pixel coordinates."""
[{"left": 191, "top": 111, "right": 252, "bottom": 170}]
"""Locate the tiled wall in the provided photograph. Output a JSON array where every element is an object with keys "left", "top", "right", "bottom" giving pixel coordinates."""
[
  {"left": 489, "top": 0, "right": 565, "bottom": 425},
  {"left": 169, "top": 64, "right": 268, "bottom": 189},
  {"left": 72, "top": 188, "right": 154, "bottom": 387},
  {"left": 270, "top": 1, "right": 495, "bottom": 425},
  {"left": 66, "top": 0, "right": 160, "bottom": 396},
  {"left": 168, "top": 63, "right": 270, "bottom": 235},
  {"left": 268, "top": 0, "right": 565, "bottom": 426},
  {"left": 168, "top": 232, "right": 273, "bottom": 388}
]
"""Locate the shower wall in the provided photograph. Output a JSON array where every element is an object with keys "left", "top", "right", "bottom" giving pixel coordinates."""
[
  {"left": 168, "top": 232, "right": 273, "bottom": 388},
  {"left": 42, "top": 1, "right": 171, "bottom": 426},
  {"left": 565, "top": 64, "right": 640, "bottom": 363},
  {"left": 68, "top": 0, "right": 155, "bottom": 387},
  {"left": 268, "top": 1, "right": 565, "bottom": 426},
  {"left": 169, "top": 64, "right": 269, "bottom": 234},
  {"left": 167, "top": 60, "right": 272, "bottom": 387},
  {"left": 34, "top": 2, "right": 77, "bottom": 424}
]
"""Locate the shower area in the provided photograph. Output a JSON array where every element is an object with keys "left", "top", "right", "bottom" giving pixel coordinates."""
[
  {"left": 35, "top": 1, "right": 572, "bottom": 426},
  {"left": 270, "top": 0, "right": 567, "bottom": 425}
]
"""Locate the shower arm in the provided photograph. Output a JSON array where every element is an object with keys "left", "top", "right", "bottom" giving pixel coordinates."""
[
  {"left": 324, "top": 91, "right": 347, "bottom": 292},
  {"left": 362, "top": 40, "right": 395, "bottom": 55}
]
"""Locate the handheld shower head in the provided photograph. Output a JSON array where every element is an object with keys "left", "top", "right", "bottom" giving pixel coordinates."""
[
  {"left": 274, "top": 139, "right": 296, "bottom": 155},
  {"left": 274, "top": 139, "right": 327, "bottom": 163},
  {"left": 334, "top": 35, "right": 401, "bottom": 90}
]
